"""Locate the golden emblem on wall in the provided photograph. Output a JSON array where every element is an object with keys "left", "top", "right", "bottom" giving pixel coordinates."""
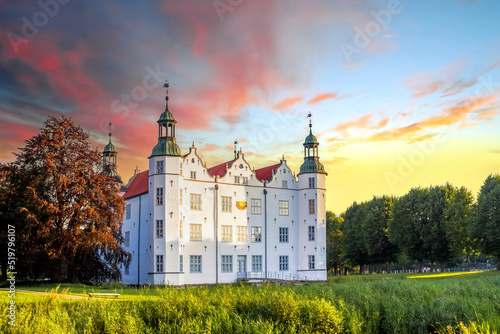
[{"left": 236, "top": 201, "right": 247, "bottom": 210}]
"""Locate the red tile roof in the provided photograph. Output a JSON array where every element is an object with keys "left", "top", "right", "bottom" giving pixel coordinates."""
[
  {"left": 207, "top": 159, "right": 236, "bottom": 178},
  {"left": 123, "top": 170, "right": 149, "bottom": 199},
  {"left": 255, "top": 163, "right": 281, "bottom": 182}
]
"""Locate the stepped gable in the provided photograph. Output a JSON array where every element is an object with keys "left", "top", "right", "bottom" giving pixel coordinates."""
[
  {"left": 123, "top": 170, "right": 149, "bottom": 199},
  {"left": 255, "top": 163, "right": 280, "bottom": 182}
]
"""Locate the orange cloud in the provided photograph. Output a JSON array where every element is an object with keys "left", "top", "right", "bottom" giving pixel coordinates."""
[
  {"left": 307, "top": 93, "right": 338, "bottom": 105},
  {"left": 199, "top": 144, "right": 220, "bottom": 152},
  {"left": 473, "top": 108, "right": 499, "bottom": 122},
  {"left": 272, "top": 96, "right": 303, "bottom": 111},
  {"left": 419, "top": 95, "right": 498, "bottom": 128},
  {"left": 366, "top": 123, "right": 423, "bottom": 142},
  {"left": 334, "top": 114, "right": 374, "bottom": 134},
  {"left": 328, "top": 113, "right": 389, "bottom": 137}
]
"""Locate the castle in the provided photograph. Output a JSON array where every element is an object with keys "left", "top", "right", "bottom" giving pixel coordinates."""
[{"left": 104, "top": 87, "right": 328, "bottom": 285}]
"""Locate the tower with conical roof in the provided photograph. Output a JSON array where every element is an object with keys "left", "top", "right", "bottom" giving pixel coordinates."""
[
  {"left": 103, "top": 122, "right": 124, "bottom": 187},
  {"left": 297, "top": 113, "right": 327, "bottom": 281},
  {"left": 148, "top": 81, "right": 183, "bottom": 284}
]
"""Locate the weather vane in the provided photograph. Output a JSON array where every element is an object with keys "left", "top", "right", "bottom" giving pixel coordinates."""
[
  {"left": 307, "top": 112, "right": 312, "bottom": 127},
  {"left": 164, "top": 80, "right": 169, "bottom": 100}
]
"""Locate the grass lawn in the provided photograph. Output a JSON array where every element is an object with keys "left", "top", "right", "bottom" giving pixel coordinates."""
[{"left": 1, "top": 271, "right": 499, "bottom": 333}]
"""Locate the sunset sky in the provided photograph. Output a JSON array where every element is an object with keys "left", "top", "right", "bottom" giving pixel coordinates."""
[{"left": 1, "top": 0, "right": 499, "bottom": 213}]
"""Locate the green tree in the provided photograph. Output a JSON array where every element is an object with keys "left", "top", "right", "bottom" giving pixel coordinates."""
[
  {"left": 425, "top": 184, "right": 455, "bottom": 272},
  {"left": 0, "top": 116, "right": 131, "bottom": 282},
  {"left": 362, "top": 196, "right": 399, "bottom": 273},
  {"left": 341, "top": 202, "right": 369, "bottom": 274},
  {"left": 470, "top": 174, "right": 500, "bottom": 270},
  {"left": 445, "top": 186, "right": 475, "bottom": 271},
  {"left": 326, "top": 211, "right": 344, "bottom": 275},
  {"left": 389, "top": 188, "right": 429, "bottom": 272}
]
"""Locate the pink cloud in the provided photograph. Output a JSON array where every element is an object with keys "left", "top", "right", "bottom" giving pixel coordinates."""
[
  {"left": 307, "top": 92, "right": 338, "bottom": 105},
  {"left": 272, "top": 96, "right": 303, "bottom": 111}
]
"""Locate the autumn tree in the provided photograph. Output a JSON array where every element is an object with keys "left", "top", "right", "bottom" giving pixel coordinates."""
[
  {"left": 326, "top": 211, "right": 344, "bottom": 275},
  {"left": 0, "top": 116, "right": 130, "bottom": 282},
  {"left": 470, "top": 174, "right": 500, "bottom": 270}
]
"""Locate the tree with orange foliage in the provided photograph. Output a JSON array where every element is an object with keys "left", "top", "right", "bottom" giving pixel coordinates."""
[{"left": 0, "top": 116, "right": 130, "bottom": 283}]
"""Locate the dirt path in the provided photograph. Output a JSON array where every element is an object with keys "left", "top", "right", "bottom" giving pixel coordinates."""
[{"left": 0, "top": 288, "right": 85, "bottom": 300}]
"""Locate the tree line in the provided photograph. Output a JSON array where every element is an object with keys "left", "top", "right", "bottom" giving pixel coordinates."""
[{"left": 326, "top": 177, "right": 500, "bottom": 274}]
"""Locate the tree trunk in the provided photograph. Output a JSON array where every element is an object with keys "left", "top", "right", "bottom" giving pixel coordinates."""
[
  {"left": 418, "top": 260, "right": 423, "bottom": 272},
  {"left": 430, "top": 262, "right": 434, "bottom": 273},
  {"left": 440, "top": 261, "right": 445, "bottom": 273},
  {"left": 497, "top": 256, "right": 500, "bottom": 271},
  {"left": 386, "top": 262, "right": 391, "bottom": 274},
  {"left": 359, "top": 264, "right": 364, "bottom": 275},
  {"left": 467, "top": 255, "right": 471, "bottom": 272},
  {"left": 369, "top": 264, "right": 373, "bottom": 274}
]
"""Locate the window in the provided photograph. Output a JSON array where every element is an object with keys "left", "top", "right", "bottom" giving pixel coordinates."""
[
  {"left": 156, "top": 220, "right": 163, "bottom": 238},
  {"left": 279, "top": 227, "right": 289, "bottom": 243},
  {"left": 221, "top": 225, "right": 232, "bottom": 242},
  {"left": 309, "top": 177, "right": 315, "bottom": 188},
  {"left": 279, "top": 256, "right": 289, "bottom": 271},
  {"left": 179, "top": 219, "right": 183, "bottom": 239},
  {"left": 309, "top": 199, "right": 315, "bottom": 214},
  {"left": 279, "top": 200, "right": 289, "bottom": 216},
  {"left": 190, "top": 255, "right": 202, "bottom": 273},
  {"left": 156, "top": 255, "right": 163, "bottom": 272},
  {"left": 252, "top": 255, "right": 262, "bottom": 272},
  {"left": 156, "top": 188, "right": 163, "bottom": 205},
  {"left": 190, "top": 193, "right": 201, "bottom": 210},
  {"left": 222, "top": 196, "right": 232, "bottom": 212},
  {"left": 190, "top": 224, "right": 202, "bottom": 241},
  {"left": 234, "top": 176, "right": 240, "bottom": 184},
  {"left": 308, "top": 255, "right": 315, "bottom": 269},
  {"left": 125, "top": 264, "right": 129, "bottom": 275},
  {"left": 179, "top": 255, "right": 183, "bottom": 272},
  {"left": 282, "top": 180, "right": 288, "bottom": 188},
  {"left": 242, "top": 176, "right": 248, "bottom": 185},
  {"left": 251, "top": 198, "right": 261, "bottom": 215},
  {"left": 125, "top": 204, "right": 131, "bottom": 220},
  {"left": 237, "top": 226, "right": 247, "bottom": 242},
  {"left": 190, "top": 171, "right": 196, "bottom": 179},
  {"left": 251, "top": 226, "right": 262, "bottom": 242},
  {"left": 180, "top": 189, "right": 183, "bottom": 205},
  {"left": 124, "top": 231, "right": 130, "bottom": 247},
  {"left": 156, "top": 160, "right": 164, "bottom": 173},
  {"left": 221, "top": 255, "right": 233, "bottom": 273},
  {"left": 308, "top": 226, "right": 315, "bottom": 241}
]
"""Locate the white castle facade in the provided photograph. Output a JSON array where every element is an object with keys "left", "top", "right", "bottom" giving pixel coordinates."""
[{"left": 106, "top": 92, "right": 328, "bottom": 285}]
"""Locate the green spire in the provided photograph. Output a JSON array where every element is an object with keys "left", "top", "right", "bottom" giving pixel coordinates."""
[
  {"left": 103, "top": 124, "right": 117, "bottom": 154},
  {"left": 102, "top": 121, "right": 124, "bottom": 185},
  {"left": 298, "top": 113, "right": 327, "bottom": 175},
  {"left": 150, "top": 81, "right": 182, "bottom": 158}
]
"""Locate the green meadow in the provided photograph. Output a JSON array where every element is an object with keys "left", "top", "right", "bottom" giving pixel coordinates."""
[{"left": 1, "top": 271, "right": 500, "bottom": 333}]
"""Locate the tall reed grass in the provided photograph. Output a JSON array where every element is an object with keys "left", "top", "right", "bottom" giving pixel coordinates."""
[{"left": 1, "top": 272, "right": 499, "bottom": 333}]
